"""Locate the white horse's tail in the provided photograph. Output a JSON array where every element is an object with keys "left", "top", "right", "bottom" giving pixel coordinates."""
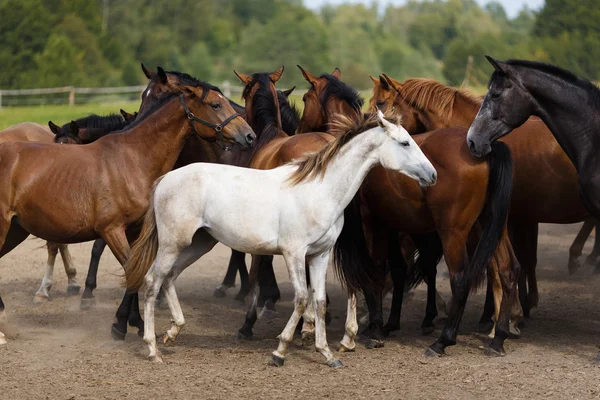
[{"left": 124, "top": 176, "right": 164, "bottom": 291}]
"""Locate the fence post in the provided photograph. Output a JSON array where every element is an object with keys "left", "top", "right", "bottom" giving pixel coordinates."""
[
  {"left": 68, "top": 87, "right": 75, "bottom": 106},
  {"left": 222, "top": 81, "right": 231, "bottom": 98}
]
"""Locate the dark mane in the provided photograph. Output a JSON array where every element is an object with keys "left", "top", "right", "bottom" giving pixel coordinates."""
[
  {"left": 242, "top": 72, "right": 285, "bottom": 156},
  {"left": 502, "top": 59, "right": 600, "bottom": 96},
  {"left": 277, "top": 90, "right": 300, "bottom": 135},
  {"left": 287, "top": 113, "right": 383, "bottom": 186},
  {"left": 165, "top": 70, "right": 222, "bottom": 96},
  {"left": 320, "top": 74, "right": 364, "bottom": 112},
  {"left": 71, "top": 113, "right": 126, "bottom": 131}
]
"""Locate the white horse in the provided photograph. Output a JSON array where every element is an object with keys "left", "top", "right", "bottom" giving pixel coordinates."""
[{"left": 125, "top": 111, "right": 437, "bottom": 367}]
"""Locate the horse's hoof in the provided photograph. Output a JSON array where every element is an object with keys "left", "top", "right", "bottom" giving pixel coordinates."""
[
  {"left": 383, "top": 324, "right": 400, "bottom": 337},
  {"left": 33, "top": 294, "right": 50, "bottom": 304},
  {"left": 478, "top": 320, "right": 494, "bottom": 334},
  {"left": 421, "top": 325, "right": 435, "bottom": 336},
  {"left": 236, "top": 329, "right": 253, "bottom": 341},
  {"left": 80, "top": 297, "right": 96, "bottom": 310},
  {"left": 66, "top": 284, "right": 81, "bottom": 296},
  {"left": 260, "top": 308, "right": 277, "bottom": 320},
  {"left": 111, "top": 324, "right": 126, "bottom": 341},
  {"left": 481, "top": 344, "right": 505, "bottom": 357},
  {"left": 424, "top": 347, "right": 443, "bottom": 358},
  {"left": 163, "top": 335, "right": 174, "bottom": 346},
  {"left": 264, "top": 299, "right": 277, "bottom": 312},
  {"left": 268, "top": 355, "right": 285, "bottom": 367},
  {"left": 509, "top": 325, "right": 521, "bottom": 339},
  {"left": 212, "top": 288, "right": 227, "bottom": 298},
  {"left": 365, "top": 339, "right": 384, "bottom": 349},
  {"left": 234, "top": 292, "right": 248, "bottom": 302},
  {"left": 148, "top": 354, "right": 163, "bottom": 363},
  {"left": 327, "top": 359, "right": 344, "bottom": 368},
  {"left": 338, "top": 343, "right": 355, "bottom": 353},
  {"left": 137, "top": 327, "right": 145, "bottom": 337}
]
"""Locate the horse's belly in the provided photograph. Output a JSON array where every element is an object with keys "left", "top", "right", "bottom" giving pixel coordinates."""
[{"left": 205, "top": 226, "right": 280, "bottom": 255}]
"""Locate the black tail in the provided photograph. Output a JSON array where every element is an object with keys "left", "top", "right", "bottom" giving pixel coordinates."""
[
  {"left": 333, "top": 194, "right": 384, "bottom": 294},
  {"left": 465, "top": 141, "right": 513, "bottom": 291},
  {"left": 405, "top": 234, "right": 444, "bottom": 290}
]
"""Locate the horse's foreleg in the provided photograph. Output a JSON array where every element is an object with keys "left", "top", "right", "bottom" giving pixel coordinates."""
[
  {"left": 238, "top": 254, "right": 262, "bottom": 340},
  {"left": 214, "top": 249, "right": 245, "bottom": 297},
  {"left": 257, "top": 256, "right": 280, "bottom": 310},
  {"left": 81, "top": 239, "right": 106, "bottom": 309},
  {"left": 34, "top": 242, "right": 59, "bottom": 303},
  {"left": 570, "top": 218, "right": 594, "bottom": 274},
  {"left": 308, "top": 251, "right": 342, "bottom": 367},
  {"left": 270, "top": 252, "right": 308, "bottom": 367},
  {"left": 58, "top": 244, "right": 80, "bottom": 296},
  {"left": 383, "top": 232, "right": 407, "bottom": 337}
]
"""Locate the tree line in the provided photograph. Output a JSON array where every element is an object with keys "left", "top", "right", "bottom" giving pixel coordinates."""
[{"left": 1, "top": 0, "right": 598, "bottom": 91}]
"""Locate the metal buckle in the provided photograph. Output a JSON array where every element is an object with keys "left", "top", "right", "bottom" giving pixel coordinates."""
[
  {"left": 215, "top": 125, "right": 222, "bottom": 132},
  {"left": 187, "top": 112, "right": 195, "bottom": 121}
]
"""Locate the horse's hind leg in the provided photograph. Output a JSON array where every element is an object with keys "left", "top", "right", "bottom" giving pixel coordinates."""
[
  {"left": 213, "top": 249, "right": 245, "bottom": 297},
  {"left": 383, "top": 231, "right": 407, "bottom": 336},
  {"left": 238, "top": 255, "right": 262, "bottom": 340},
  {"left": 34, "top": 242, "right": 60, "bottom": 303},
  {"left": 589, "top": 219, "right": 600, "bottom": 272},
  {"left": 257, "top": 256, "right": 280, "bottom": 311},
  {"left": 58, "top": 245, "right": 80, "bottom": 296},
  {"left": 81, "top": 238, "right": 106, "bottom": 309},
  {"left": 570, "top": 217, "right": 594, "bottom": 274}
]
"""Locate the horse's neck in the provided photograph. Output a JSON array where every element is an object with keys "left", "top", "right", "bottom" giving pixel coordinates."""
[
  {"left": 325, "top": 101, "right": 359, "bottom": 137},
  {"left": 452, "top": 96, "right": 481, "bottom": 126},
  {"left": 106, "top": 104, "right": 190, "bottom": 178},
  {"left": 525, "top": 72, "right": 600, "bottom": 171},
  {"left": 306, "top": 129, "right": 382, "bottom": 215}
]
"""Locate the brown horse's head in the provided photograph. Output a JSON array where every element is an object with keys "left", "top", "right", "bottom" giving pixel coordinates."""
[
  {"left": 296, "top": 66, "right": 363, "bottom": 133},
  {"left": 176, "top": 80, "right": 256, "bottom": 149},
  {"left": 49, "top": 120, "right": 81, "bottom": 144},
  {"left": 368, "top": 74, "right": 425, "bottom": 135},
  {"left": 234, "top": 66, "right": 284, "bottom": 133}
]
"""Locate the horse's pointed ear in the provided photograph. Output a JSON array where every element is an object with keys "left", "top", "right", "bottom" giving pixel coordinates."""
[
  {"left": 233, "top": 70, "right": 252, "bottom": 85},
  {"left": 269, "top": 65, "right": 284, "bottom": 83},
  {"left": 369, "top": 74, "right": 379, "bottom": 86},
  {"left": 486, "top": 55, "right": 509, "bottom": 75},
  {"left": 379, "top": 75, "right": 389, "bottom": 90},
  {"left": 376, "top": 110, "right": 387, "bottom": 129},
  {"left": 69, "top": 121, "right": 79, "bottom": 135},
  {"left": 120, "top": 109, "right": 134, "bottom": 121},
  {"left": 141, "top": 63, "right": 153, "bottom": 79},
  {"left": 297, "top": 65, "right": 318, "bottom": 86},
  {"left": 382, "top": 73, "right": 402, "bottom": 92},
  {"left": 157, "top": 66, "right": 168, "bottom": 84},
  {"left": 332, "top": 67, "right": 341, "bottom": 79},
  {"left": 48, "top": 121, "right": 60, "bottom": 135},
  {"left": 282, "top": 86, "right": 296, "bottom": 97}
]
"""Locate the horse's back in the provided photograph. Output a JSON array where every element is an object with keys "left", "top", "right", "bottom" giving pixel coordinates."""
[
  {"left": 0, "top": 122, "right": 53, "bottom": 144},
  {"left": 250, "top": 133, "right": 333, "bottom": 170}
]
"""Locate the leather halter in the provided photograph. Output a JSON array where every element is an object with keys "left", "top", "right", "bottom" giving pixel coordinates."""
[{"left": 179, "top": 93, "right": 241, "bottom": 150}]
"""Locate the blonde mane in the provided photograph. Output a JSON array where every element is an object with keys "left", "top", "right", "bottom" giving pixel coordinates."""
[
  {"left": 399, "top": 78, "right": 481, "bottom": 120},
  {"left": 287, "top": 112, "right": 400, "bottom": 186}
]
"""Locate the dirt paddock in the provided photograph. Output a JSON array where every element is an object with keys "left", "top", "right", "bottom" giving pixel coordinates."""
[{"left": 1, "top": 223, "right": 599, "bottom": 399}]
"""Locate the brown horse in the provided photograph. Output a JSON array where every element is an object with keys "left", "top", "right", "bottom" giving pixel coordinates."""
[
  {"left": 0, "top": 122, "right": 81, "bottom": 304},
  {"left": 373, "top": 75, "right": 589, "bottom": 325},
  {"left": 0, "top": 77, "right": 255, "bottom": 344},
  {"left": 301, "top": 72, "right": 519, "bottom": 357}
]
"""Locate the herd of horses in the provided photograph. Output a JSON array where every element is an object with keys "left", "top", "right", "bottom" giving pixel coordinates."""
[{"left": 1, "top": 56, "right": 600, "bottom": 367}]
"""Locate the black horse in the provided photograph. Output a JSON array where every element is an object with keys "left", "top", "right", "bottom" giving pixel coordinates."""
[{"left": 467, "top": 56, "right": 600, "bottom": 362}]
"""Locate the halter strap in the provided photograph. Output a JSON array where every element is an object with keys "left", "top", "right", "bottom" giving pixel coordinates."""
[{"left": 179, "top": 93, "right": 241, "bottom": 150}]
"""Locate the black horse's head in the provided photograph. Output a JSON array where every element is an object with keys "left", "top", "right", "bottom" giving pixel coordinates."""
[{"left": 467, "top": 56, "right": 535, "bottom": 157}]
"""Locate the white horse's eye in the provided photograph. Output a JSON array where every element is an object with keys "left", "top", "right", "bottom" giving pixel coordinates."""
[{"left": 401, "top": 141, "right": 410, "bottom": 147}]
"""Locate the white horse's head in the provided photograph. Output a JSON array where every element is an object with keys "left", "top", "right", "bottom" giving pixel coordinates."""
[{"left": 376, "top": 110, "right": 437, "bottom": 187}]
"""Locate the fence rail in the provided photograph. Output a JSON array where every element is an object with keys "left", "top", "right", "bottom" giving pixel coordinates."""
[{"left": 0, "top": 82, "right": 244, "bottom": 107}]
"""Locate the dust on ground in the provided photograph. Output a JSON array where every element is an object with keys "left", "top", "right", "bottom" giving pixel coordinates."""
[{"left": 0, "top": 223, "right": 599, "bottom": 399}]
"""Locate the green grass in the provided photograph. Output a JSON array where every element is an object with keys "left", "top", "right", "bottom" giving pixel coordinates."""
[{"left": 0, "top": 102, "right": 140, "bottom": 130}]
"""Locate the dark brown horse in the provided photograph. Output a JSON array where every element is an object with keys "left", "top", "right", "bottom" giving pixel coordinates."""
[
  {"left": 0, "top": 77, "right": 255, "bottom": 344},
  {"left": 301, "top": 72, "right": 519, "bottom": 357},
  {"left": 373, "top": 75, "right": 589, "bottom": 327}
]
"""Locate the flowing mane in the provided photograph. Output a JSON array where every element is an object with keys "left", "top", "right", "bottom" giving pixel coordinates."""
[
  {"left": 400, "top": 78, "right": 481, "bottom": 120},
  {"left": 277, "top": 90, "right": 300, "bottom": 135},
  {"left": 72, "top": 114, "right": 126, "bottom": 131},
  {"left": 287, "top": 113, "right": 400, "bottom": 186}
]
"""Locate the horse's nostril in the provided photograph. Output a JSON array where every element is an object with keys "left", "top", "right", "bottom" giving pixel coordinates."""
[
  {"left": 431, "top": 172, "right": 437, "bottom": 182},
  {"left": 468, "top": 140, "right": 475, "bottom": 151},
  {"left": 246, "top": 133, "right": 255, "bottom": 143}
]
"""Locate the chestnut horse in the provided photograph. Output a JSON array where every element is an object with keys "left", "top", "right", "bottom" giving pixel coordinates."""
[
  {"left": 301, "top": 72, "right": 519, "bottom": 357},
  {"left": 373, "top": 75, "right": 589, "bottom": 327},
  {"left": 0, "top": 122, "right": 80, "bottom": 304},
  {"left": 0, "top": 77, "right": 255, "bottom": 345}
]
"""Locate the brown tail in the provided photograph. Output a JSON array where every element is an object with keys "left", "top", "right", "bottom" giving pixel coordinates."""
[{"left": 124, "top": 177, "right": 164, "bottom": 291}]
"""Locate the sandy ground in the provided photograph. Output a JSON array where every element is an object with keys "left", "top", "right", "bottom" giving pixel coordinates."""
[{"left": 0, "top": 223, "right": 599, "bottom": 399}]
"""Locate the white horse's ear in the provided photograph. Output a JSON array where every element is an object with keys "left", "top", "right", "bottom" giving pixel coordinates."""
[{"left": 376, "top": 110, "right": 389, "bottom": 130}]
